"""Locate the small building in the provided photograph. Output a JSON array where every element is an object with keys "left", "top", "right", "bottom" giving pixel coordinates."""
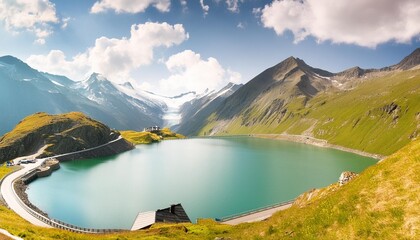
[
  {"left": 131, "top": 204, "right": 191, "bottom": 231},
  {"left": 143, "top": 126, "right": 160, "bottom": 132}
]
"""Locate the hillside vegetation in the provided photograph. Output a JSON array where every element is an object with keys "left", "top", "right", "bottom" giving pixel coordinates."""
[
  {"left": 200, "top": 68, "right": 420, "bottom": 155},
  {"left": 223, "top": 138, "right": 419, "bottom": 239},
  {"left": 120, "top": 128, "right": 185, "bottom": 145},
  {"left": 0, "top": 112, "right": 129, "bottom": 163},
  {"left": 1, "top": 138, "right": 419, "bottom": 239}
]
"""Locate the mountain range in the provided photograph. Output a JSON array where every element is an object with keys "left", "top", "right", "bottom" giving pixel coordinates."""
[
  {"left": 195, "top": 48, "right": 420, "bottom": 155},
  {"left": 1, "top": 48, "right": 419, "bottom": 156},
  {"left": 0, "top": 56, "right": 240, "bottom": 135}
]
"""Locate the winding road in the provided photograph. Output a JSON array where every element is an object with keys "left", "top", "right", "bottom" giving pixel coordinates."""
[
  {"left": 0, "top": 136, "right": 125, "bottom": 228},
  {"left": 1, "top": 159, "right": 51, "bottom": 227}
]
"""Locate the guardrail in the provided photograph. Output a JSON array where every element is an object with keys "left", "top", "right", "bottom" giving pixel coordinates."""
[
  {"left": 1, "top": 138, "right": 131, "bottom": 233},
  {"left": 216, "top": 199, "right": 295, "bottom": 222},
  {"left": 12, "top": 164, "right": 124, "bottom": 234},
  {"left": 52, "top": 136, "right": 129, "bottom": 162}
]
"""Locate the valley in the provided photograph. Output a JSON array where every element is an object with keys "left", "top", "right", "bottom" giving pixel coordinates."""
[{"left": 0, "top": 49, "right": 419, "bottom": 239}]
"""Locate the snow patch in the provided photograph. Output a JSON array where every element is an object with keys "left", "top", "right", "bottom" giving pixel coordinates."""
[
  {"left": 51, "top": 80, "right": 64, "bottom": 87},
  {"left": 116, "top": 81, "right": 198, "bottom": 127},
  {"left": 313, "top": 72, "right": 331, "bottom": 80},
  {"left": 159, "top": 92, "right": 198, "bottom": 127}
]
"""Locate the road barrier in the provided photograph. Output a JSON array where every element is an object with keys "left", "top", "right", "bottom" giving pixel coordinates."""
[
  {"left": 12, "top": 172, "right": 124, "bottom": 233},
  {"left": 216, "top": 199, "right": 295, "bottom": 222}
]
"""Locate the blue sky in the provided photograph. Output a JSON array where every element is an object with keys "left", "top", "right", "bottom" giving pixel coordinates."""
[{"left": 0, "top": 0, "right": 419, "bottom": 96}]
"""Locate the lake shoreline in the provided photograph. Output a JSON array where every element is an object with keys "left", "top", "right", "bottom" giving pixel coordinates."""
[
  {"left": 22, "top": 136, "right": 379, "bottom": 229},
  {"left": 251, "top": 134, "right": 385, "bottom": 160}
]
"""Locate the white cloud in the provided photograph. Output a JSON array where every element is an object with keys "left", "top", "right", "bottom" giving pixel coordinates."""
[
  {"left": 226, "top": 0, "right": 241, "bottom": 13},
  {"left": 237, "top": 22, "right": 245, "bottom": 29},
  {"left": 91, "top": 0, "right": 171, "bottom": 14},
  {"left": 0, "top": 0, "right": 59, "bottom": 44},
  {"left": 200, "top": 0, "right": 209, "bottom": 16},
  {"left": 27, "top": 50, "right": 90, "bottom": 80},
  {"left": 61, "top": 17, "right": 71, "bottom": 29},
  {"left": 159, "top": 50, "right": 241, "bottom": 95},
  {"left": 260, "top": 0, "right": 420, "bottom": 47},
  {"left": 180, "top": 0, "right": 188, "bottom": 12},
  {"left": 27, "top": 22, "right": 189, "bottom": 81},
  {"left": 252, "top": 7, "right": 261, "bottom": 15}
]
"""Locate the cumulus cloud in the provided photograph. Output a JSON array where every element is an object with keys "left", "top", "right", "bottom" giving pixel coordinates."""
[
  {"left": 0, "top": 0, "right": 59, "bottom": 44},
  {"left": 27, "top": 22, "right": 189, "bottom": 81},
  {"left": 27, "top": 50, "right": 90, "bottom": 80},
  {"left": 91, "top": 0, "right": 171, "bottom": 14},
  {"left": 159, "top": 50, "right": 242, "bottom": 95},
  {"left": 260, "top": 0, "right": 420, "bottom": 47},
  {"left": 200, "top": 0, "right": 209, "bottom": 16}
]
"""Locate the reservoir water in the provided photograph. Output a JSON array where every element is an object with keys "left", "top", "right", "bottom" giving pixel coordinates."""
[{"left": 26, "top": 137, "right": 376, "bottom": 229}]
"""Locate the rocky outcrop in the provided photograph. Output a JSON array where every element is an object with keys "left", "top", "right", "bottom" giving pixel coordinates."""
[
  {"left": 392, "top": 48, "right": 420, "bottom": 70},
  {"left": 55, "top": 137, "right": 134, "bottom": 162},
  {"left": 338, "top": 171, "right": 358, "bottom": 186}
]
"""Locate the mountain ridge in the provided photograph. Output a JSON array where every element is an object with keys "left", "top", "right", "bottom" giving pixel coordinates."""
[{"left": 196, "top": 48, "right": 420, "bottom": 155}]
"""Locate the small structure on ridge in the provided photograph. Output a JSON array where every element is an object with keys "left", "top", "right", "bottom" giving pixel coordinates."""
[{"left": 143, "top": 126, "right": 160, "bottom": 133}]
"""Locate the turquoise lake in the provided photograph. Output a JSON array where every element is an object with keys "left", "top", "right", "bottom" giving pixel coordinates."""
[{"left": 26, "top": 137, "right": 377, "bottom": 229}]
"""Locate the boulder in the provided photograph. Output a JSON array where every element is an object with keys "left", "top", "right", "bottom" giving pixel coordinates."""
[{"left": 338, "top": 171, "right": 358, "bottom": 186}]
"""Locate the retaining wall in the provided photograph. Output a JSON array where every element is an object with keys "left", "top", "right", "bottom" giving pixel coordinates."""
[{"left": 56, "top": 137, "right": 134, "bottom": 162}]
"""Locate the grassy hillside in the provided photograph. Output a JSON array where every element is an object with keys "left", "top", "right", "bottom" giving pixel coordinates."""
[
  {"left": 0, "top": 112, "right": 127, "bottom": 163},
  {"left": 120, "top": 128, "right": 185, "bottom": 145},
  {"left": 223, "top": 138, "right": 419, "bottom": 239},
  {"left": 200, "top": 69, "right": 420, "bottom": 155},
  {"left": 1, "top": 138, "right": 418, "bottom": 239}
]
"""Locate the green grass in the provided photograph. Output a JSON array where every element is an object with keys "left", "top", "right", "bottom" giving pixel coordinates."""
[
  {"left": 1, "top": 69, "right": 419, "bottom": 238},
  {"left": 119, "top": 131, "right": 162, "bottom": 144},
  {"left": 0, "top": 112, "right": 116, "bottom": 162},
  {"left": 120, "top": 128, "right": 185, "bottom": 145},
  {"left": 1, "top": 138, "right": 419, "bottom": 239},
  {"left": 200, "top": 69, "right": 420, "bottom": 155},
  {"left": 0, "top": 112, "right": 103, "bottom": 148},
  {"left": 221, "top": 139, "right": 420, "bottom": 239}
]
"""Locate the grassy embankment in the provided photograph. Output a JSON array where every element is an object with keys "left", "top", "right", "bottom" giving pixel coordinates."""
[
  {"left": 1, "top": 138, "right": 419, "bottom": 239},
  {"left": 120, "top": 128, "right": 185, "bottom": 145},
  {"left": 199, "top": 69, "right": 420, "bottom": 156},
  {"left": 0, "top": 112, "right": 120, "bottom": 163}
]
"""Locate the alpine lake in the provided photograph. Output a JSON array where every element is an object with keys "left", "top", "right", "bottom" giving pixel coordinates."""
[{"left": 26, "top": 137, "right": 377, "bottom": 229}]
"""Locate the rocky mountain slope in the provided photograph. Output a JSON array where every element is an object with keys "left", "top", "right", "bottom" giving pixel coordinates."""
[
  {"left": 0, "top": 56, "right": 166, "bottom": 135},
  {"left": 0, "top": 112, "right": 133, "bottom": 162},
  {"left": 197, "top": 48, "right": 420, "bottom": 155},
  {"left": 176, "top": 82, "right": 243, "bottom": 135}
]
